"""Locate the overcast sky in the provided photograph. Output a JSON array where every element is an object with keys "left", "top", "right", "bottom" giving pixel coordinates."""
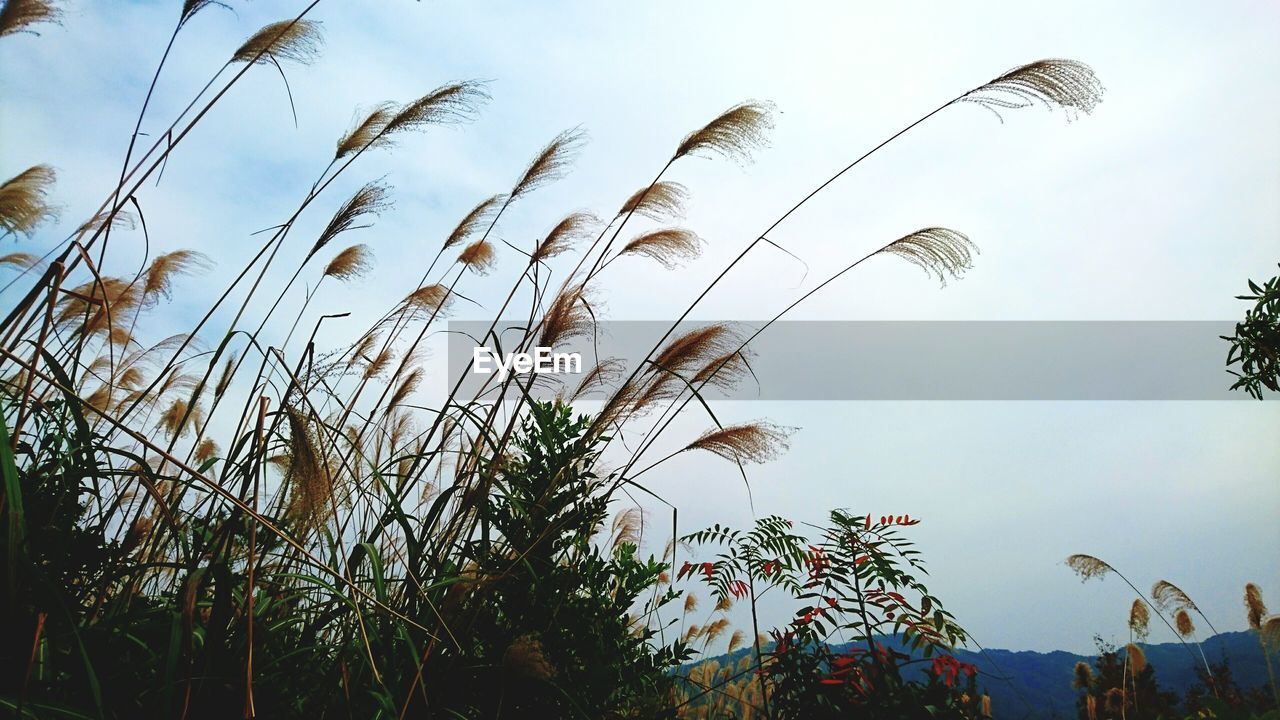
[{"left": 2, "top": 0, "right": 1278, "bottom": 655}]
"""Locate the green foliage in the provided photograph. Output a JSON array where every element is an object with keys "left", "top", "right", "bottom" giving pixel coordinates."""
[
  {"left": 416, "top": 401, "right": 689, "bottom": 717},
  {"left": 680, "top": 511, "right": 975, "bottom": 718},
  {"left": 1225, "top": 266, "right": 1280, "bottom": 399},
  {"left": 1, "top": 396, "right": 686, "bottom": 719}
]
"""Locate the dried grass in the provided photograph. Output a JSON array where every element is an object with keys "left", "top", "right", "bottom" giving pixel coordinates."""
[
  {"left": 0, "top": 0, "right": 60, "bottom": 37},
  {"left": 232, "top": 19, "right": 324, "bottom": 65},
  {"left": 323, "top": 244, "right": 374, "bottom": 282},
  {"left": 1175, "top": 609, "right": 1195, "bottom": 637},
  {"left": 457, "top": 239, "right": 496, "bottom": 274},
  {"left": 878, "top": 228, "right": 976, "bottom": 285},
  {"left": 1128, "top": 599, "right": 1149, "bottom": 640},
  {"left": 675, "top": 102, "right": 774, "bottom": 162},
  {"left": 510, "top": 128, "right": 586, "bottom": 201},
  {"left": 683, "top": 422, "right": 791, "bottom": 464},
  {"left": 1246, "top": 583, "right": 1267, "bottom": 630},
  {"left": 309, "top": 181, "right": 391, "bottom": 260},
  {"left": 1065, "top": 554, "right": 1114, "bottom": 582},
  {"left": 444, "top": 194, "right": 505, "bottom": 250},
  {"left": 335, "top": 102, "right": 397, "bottom": 159},
  {"left": 619, "top": 181, "right": 689, "bottom": 220},
  {"left": 143, "top": 250, "right": 212, "bottom": 305},
  {"left": 533, "top": 212, "right": 598, "bottom": 263},
  {"left": 961, "top": 59, "right": 1103, "bottom": 120},
  {"left": 619, "top": 228, "right": 702, "bottom": 268},
  {"left": 0, "top": 165, "right": 57, "bottom": 236}
]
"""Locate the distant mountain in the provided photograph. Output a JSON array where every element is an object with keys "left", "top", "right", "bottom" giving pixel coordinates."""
[
  {"left": 692, "top": 631, "right": 1273, "bottom": 719},
  {"left": 932, "top": 631, "right": 1271, "bottom": 719}
]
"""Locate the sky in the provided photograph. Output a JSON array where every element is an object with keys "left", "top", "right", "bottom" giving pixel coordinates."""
[{"left": 2, "top": 0, "right": 1278, "bottom": 654}]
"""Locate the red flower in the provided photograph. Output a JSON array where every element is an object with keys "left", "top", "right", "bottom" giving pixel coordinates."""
[
  {"left": 833, "top": 654, "right": 859, "bottom": 669},
  {"left": 930, "top": 654, "right": 974, "bottom": 688},
  {"left": 805, "top": 546, "right": 828, "bottom": 579}
]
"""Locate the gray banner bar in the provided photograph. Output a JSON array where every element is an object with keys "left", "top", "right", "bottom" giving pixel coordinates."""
[{"left": 444, "top": 321, "right": 1252, "bottom": 401}]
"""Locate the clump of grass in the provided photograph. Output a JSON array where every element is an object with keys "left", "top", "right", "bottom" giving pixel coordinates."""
[{"left": 0, "top": 2, "right": 1106, "bottom": 717}]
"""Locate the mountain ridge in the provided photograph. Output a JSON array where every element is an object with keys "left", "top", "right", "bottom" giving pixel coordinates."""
[{"left": 694, "top": 630, "right": 1273, "bottom": 719}]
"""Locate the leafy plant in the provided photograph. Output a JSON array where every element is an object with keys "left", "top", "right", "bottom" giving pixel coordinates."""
[
  {"left": 1224, "top": 266, "right": 1280, "bottom": 399},
  {"left": 677, "top": 512, "right": 976, "bottom": 718}
]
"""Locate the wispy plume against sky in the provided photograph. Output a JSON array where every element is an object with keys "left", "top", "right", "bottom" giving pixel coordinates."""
[{"left": 2, "top": 0, "right": 1277, "bottom": 653}]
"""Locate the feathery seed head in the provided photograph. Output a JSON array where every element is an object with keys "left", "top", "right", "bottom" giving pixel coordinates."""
[
  {"left": 323, "top": 244, "right": 374, "bottom": 281},
  {"left": 1128, "top": 599, "right": 1150, "bottom": 640},
  {"left": 159, "top": 398, "right": 203, "bottom": 439},
  {"left": 402, "top": 283, "right": 451, "bottom": 314},
  {"left": 570, "top": 357, "right": 624, "bottom": 401},
  {"left": 1261, "top": 615, "right": 1280, "bottom": 650},
  {"left": 1072, "top": 661, "right": 1093, "bottom": 689},
  {"left": 443, "top": 194, "right": 505, "bottom": 250},
  {"left": 346, "top": 333, "right": 380, "bottom": 370},
  {"left": 0, "top": 165, "right": 57, "bottom": 237},
  {"left": 232, "top": 19, "right": 323, "bottom": 65},
  {"left": 619, "top": 180, "right": 689, "bottom": 220},
  {"left": 684, "top": 422, "right": 792, "bottom": 465},
  {"left": 309, "top": 181, "right": 391, "bottom": 260},
  {"left": 382, "top": 81, "right": 489, "bottom": 138},
  {"left": 692, "top": 348, "right": 754, "bottom": 393},
  {"left": 1125, "top": 643, "right": 1147, "bottom": 674},
  {"left": 457, "top": 239, "right": 496, "bottom": 274},
  {"left": 610, "top": 507, "right": 643, "bottom": 550},
  {"left": 533, "top": 211, "right": 598, "bottom": 263},
  {"left": 0, "top": 252, "right": 40, "bottom": 270},
  {"left": 704, "top": 618, "right": 731, "bottom": 645},
  {"left": 283, "top": 407, "right": 334, "bottom": 533},
  {"left": 960, "top": 59, "right": 1103, "bottom": 121},
  {"left": 1065, "top": 554, "right": 1114, "bottom": 582},
  {"left": 619, "top": 228, "right": 702, "bottom": 269},
  {"left": 878, "top": 227, "right": 976, "bottom": 286},
  {"left": 0, "top": 0, "right": 61, "bottom": 37},
  {"left": 510, "top": 127, "right": 586, "bottom": 201},
  {"left": 363, "top": 347, "right": 395, "bottom": 380},
  {"left": 214, "top": 352, "right": 238, "bottom": 398},
  {"left": 194, "top": 438, "right": 219, "bottom": 464},
  {"left": 77, "top": 208, "right": 137, "bottom": 235},
  {"left": 1175, "top": 608, "right": 1195, "bottom": 637},
  {"left": 1245, "top": 583, "right": 1267, "bottom": 629},
  {"left": 1152, "top": 580, "right": 1199, "bottom": 614},
  {"left": 179, "top": 0, "right": 228, "bottom": 29},
  {"left": 387, "top": 367, "right": 422, "bottom": 410},
  {"left": 538, "top": 283, "right": 594, "bottom": 349},
  {"left": 336, "top": 102, "right": 397, "bottom": 159},
  {"left": 675, "top": 101, "right": 774, "bottom": 162},
  {"left": 143, "top": 250, "right": 211, "bottom": 305}
]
